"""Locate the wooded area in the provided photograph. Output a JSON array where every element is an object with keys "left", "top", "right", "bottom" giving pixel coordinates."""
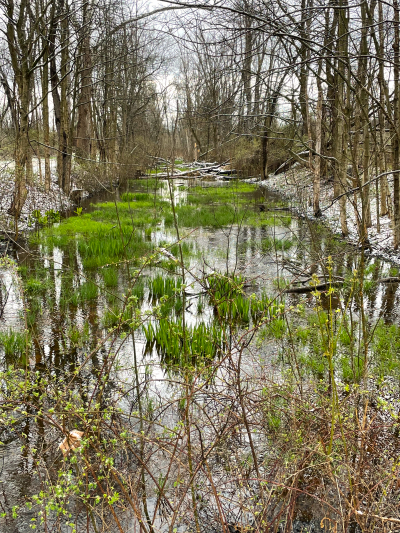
[
  {"left": 0, "top": 0, "right": 399, "bottom": 247},
  {"left": 3, "top": 2, "right": 400, "bottom": 532}
]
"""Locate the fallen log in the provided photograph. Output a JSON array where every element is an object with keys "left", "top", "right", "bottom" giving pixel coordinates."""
[
  {"left": 285, "top": 281, "right": 344, "bottom": 294},
  {"left": 218, "top": 168, "right": 237, "bottom": 175},
  {"left": 274, "top": 151, "right": 310, "bottom": 175},
  {"left": 141, "top": 170, "right": 201, "bottom": 178}
]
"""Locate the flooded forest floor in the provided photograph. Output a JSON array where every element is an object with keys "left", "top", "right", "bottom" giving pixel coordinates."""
[{"left": 0, "top": 176, "right": 400, "bottom": 532}]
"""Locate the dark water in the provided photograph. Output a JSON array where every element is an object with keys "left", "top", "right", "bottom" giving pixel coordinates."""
[{"left": 0, "top": 179, "right": 397, "bottom": 532}]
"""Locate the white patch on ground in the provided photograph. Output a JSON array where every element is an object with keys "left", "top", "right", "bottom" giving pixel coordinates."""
[
  {"left": 0, "top": 160, "right": 73, "bottom": 232},
  {"left": 251, "top": 166, "right": 400, "bottom": 265}
]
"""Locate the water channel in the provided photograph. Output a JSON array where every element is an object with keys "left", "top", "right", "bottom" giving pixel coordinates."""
[{"left": 1, "top": 178, "right": 399, "bottom": 532}]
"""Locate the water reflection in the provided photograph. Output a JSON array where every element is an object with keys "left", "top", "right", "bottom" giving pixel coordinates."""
[{"left": 1, "top": 180, "right": 400, "bottom": 531}]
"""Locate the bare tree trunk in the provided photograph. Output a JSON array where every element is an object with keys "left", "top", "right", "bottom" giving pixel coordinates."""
[
  {"left": 393, "top": 0, "right": 400, "bottom": 247},
  {"left": 299, "top": 0, "right": 309, "bottom": 137},
  {"left": 42, "top": 41, "right": 51, "bottom": 191},
  {"left": 377, "top": 0, "right": 390, "bottom": 217},
  {"left": 241, "top": 2, "right": 253, "bottom": 131},
  {"left": 313, "top": 70, "right": 323, "bottom": 217},
  {"left": 336, "top": 0, "right": 349, "bottom": 236},
  {"left": 49, "top": 0, "right": 71, "bottom": 194},
  {"left": 9, "top": 78, "right": 30, "bottom": 219},
  {"left": 76, "top": 1, "right": 92, "bottom": 159}
]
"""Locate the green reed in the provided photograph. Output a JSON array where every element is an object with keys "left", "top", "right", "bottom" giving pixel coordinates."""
[{"left": 143, "top": 319, "right": 224, "bottom": 366}]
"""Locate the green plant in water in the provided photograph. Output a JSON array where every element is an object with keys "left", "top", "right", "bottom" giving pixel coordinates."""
[
  {"left": 150, "top": 275, "right": 182, "bottom": 299},
  {"left": 363, "top": 279, "right": 376, "bottom": 294},
  {"left": 80, "top": 281, "right": 98, "bottom": 301},
  {"left": 102, "top": 306, "right": 131, "bottom": 328},
  {"left": 102, "top": 267, "right": 118, "bottom": 288},
  {"left": 207, "top": 272, "right": 252, "bottom": 324},
  {"left": 25, "top": 277, "right": 48, "bottom": 295},
  {"left": 261, "top": 236, "right": 293, "bottom": 253},
  {"left": 131, "top": 279, "right": 145, "bottom": 301},
  {"left": 67, "top": 322, "right": 90, "bottom": 348},
  {"left": 143, "top": 319, "right": 224, "bottom": 367},
  {"left": 370, "top": 321, "right": 400, "bottom": 379},
  {"left": 0, "top": 329, "right": 30, "bottom": 365}
]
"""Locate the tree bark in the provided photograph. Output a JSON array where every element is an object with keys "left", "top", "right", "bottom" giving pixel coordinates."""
[
  {"left": 75, "top": 1, "right": 92, "bottom": 159},
  {"left": 393, "top": 0, "right": 400, "bottom": 247},
  {"left": 313, "top": 69, "right": 323, "bottom": 217}
]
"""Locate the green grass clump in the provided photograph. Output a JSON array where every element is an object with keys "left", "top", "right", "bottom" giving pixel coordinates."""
[
  {"left": 102, "top": 267, "right": 118, "bottom": 288},
  {"left": 0, "top": 329, "right": 30, "bottom": 363},
  {"left": 66, "top": 322, "right": 90, "bottom": 347},
  {"left": 79, "top": 281, "right": 98, "bottom": 301},
  {"left": 363, "top": 279, "right": 376, "bottom": 295},
  {"left": 371, "top": 321, "right": 400, "bottom": 378},
  {"left": 150, "top": 275, "right": 182, "bottom": 299},
  {"left": 266, "top": 318, "right": 287, "bottom": 338},
  {"left": 252, "top": 214, "right": 292, "bottom": 227},
  {"left": 46, "top": 215, "right": 114, "bottom": 236},
  {"left": 170, "top": 241, "right": 194, "bottom": 258},
  {"left": 261, "top": 236, "right": 294, "bottom": 252},
  {"left": 250, "top": 292, "right": 281, "bottom": 322},
  {"left": 90, "top": 200, "right": 166, "bottom": 227},
  {"left": 186, "top": 182, "right": 255, "bottom": 204},
  {"left": 78, "top": 228, "right": 149, "bottom": 269},
  {"left": 47, "top": 234, "right": 71, "bottom": 249},
  {"left": 340, "top": 355, "right": 365, "bottom": 384},
  {"left": 102, "top": 306, "right": 131, "bottom": 328},
  {"left": 207, "top": 273, "right": 255, "bottom": 324},
  {"left": 216, "top": 294, "right": 251, "bottom": 324},
  {"left": 131, "top": 279, "right": 145, "bottom": 301},
  {"left": 143, "top": 319, "right": 223, "bottom": 366},
  {"left": 172, "top": 204, "right": 248, "bottom": 228},
  {"left": 25, "top": 277, "right": 48, "bottom": 295},
  {"left": 121, "top": 192, "right": 153, "bottom": 202},
  {"left": 26, "top": 297, "right": 42, "bottom": 328},
  {"left": 298, "top": 351, "right": 327, "bottom": 379}
]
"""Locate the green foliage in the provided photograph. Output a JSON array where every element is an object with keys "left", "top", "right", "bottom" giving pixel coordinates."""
[
  {"left": 172, "top": 204, "right": 246, "bottom": 228},
  {"left": 371, "top": 321, "right": 400, "bottom": 378},
  {"left": 25, "top": 277, "right": 48, "bottom": 295},
  {"left": 131, "top": 278, "right": 145, "bottom": 301},
  {"left": 102, "top": 267, "right": 119, "bottom": 288},
  {"left": 150, "top": 275, "right": 182, "bottom": 299},
  {"left": 261, "top": 236, "right": 294, "bottom": 252},
  {"left": 77, "top": 281, "right": 98, "bottom": 302},
  {"left": 29, "top": 209, "right": 60, "bottom": 228},
  {"left": 143, "top": 319, "right": 224, "bottom": 366},
  {"left": 0, "top": 329, "right": 30, "bottom": 364},
  {"left": 102, "top": 306, "right": 131, "bottom": 328},
  {"left": 121, "top": 192, "right": 153, "bottom": 202},
  {"left": 66, "top": 322, "right": 90, "bottom": 347}
]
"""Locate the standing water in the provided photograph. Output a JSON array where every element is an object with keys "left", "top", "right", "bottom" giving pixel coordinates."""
[{"left": 0, "top": 178, "right": 399, "bottom": 532}]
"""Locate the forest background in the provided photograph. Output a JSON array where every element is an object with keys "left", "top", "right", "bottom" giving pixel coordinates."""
[
  {"left": 0, "top": 0, "right": 399, "bottom": 247},
  {"left": 1, "top": 2, "right": 400, "bottom": 532}
]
